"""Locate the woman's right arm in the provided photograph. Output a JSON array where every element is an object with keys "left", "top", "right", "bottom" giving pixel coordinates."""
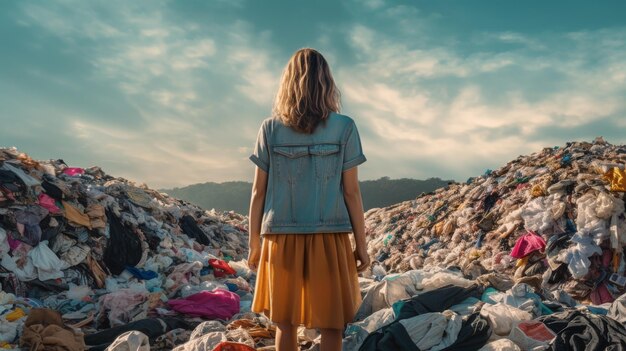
[{"left": 342, "top": 166, "right": 370, "bottom": 272}]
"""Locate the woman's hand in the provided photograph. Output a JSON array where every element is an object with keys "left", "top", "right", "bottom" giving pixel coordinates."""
[
  {"left": 247, "top": 239, "right": 261, "bottom": 272},
  {"left": 354, "top": 246, "right": 371, "bottom": 273}
]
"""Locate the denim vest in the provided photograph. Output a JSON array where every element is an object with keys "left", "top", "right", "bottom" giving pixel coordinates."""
[{"left": 249, "top": 112, "right": 367, "bottom": 235}]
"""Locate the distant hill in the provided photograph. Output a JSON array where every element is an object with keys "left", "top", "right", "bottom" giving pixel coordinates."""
[{"left": 161, "top": 177, "right": 452, "bottom": 214}]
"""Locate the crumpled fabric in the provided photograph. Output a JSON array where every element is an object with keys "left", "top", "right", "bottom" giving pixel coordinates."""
[
  {"left": 490, "top": 283, "right": 544, "bottom": 317},
  {"left": 576, "top": 192, "right": 612, "bottom": 244},
  {"left": 562, "top": 233, "right": 602, "bottom": 279},
  {"left": 28, "top": 240, "right": 65, "bottom": 281},
  {"left": 604, "top": 167, "right": 626, "bottom": 192},
  {"left": 59, "top": 243, "right": 91, "bottom": 268},
  {"left": 62, "top": 201, "right": 92, "bottom": 229},
  {"left": 480, "top": 303, "right": 532, "bottom": 335},
  {"left": 105, "top": 330, "right": 150, "bottom": 351},
  {"left": 62, "top": 167, "right": 85, "bottom": 177},
  {"left": 0, "top": 315, "right": 19, "bottom": 344},
  {"left": 344, "top": 308, "right": 396, "bottom": 351},
  {"left": 168, "top": 290, "right": 240, "bottom": 320},
  {"left": 590, "top": 282, "right": 614, "bottom": 305},
  {"left": 508, "top": 321, "right": 555, "bottom": 351},
  {"left": 0, "top": 162, "right": 41, "bottom": 187},
  {"left": 86, "top": 203, "right": 107, "bottom": 229},
  {"left": 126, "top": 187, "right": 154, "bottom": 208},
  {"left": 99, "top": 289, "right": 148, "bottom": 327},
  {"left": 0, "top": 226, "right": 9, "bottom": 256},
  {"left": 14, "top": 205, "right": 49, "bottom": 246},
  {"left": 172, "top": 321, "right": 256, "bottom": 351},
  {"left": 1, "top": 249, "right": 37, "bottom": 281},
  {"left": 608, "top": 292, "right": 626, "bottom": 323},
  {"left": 19, "top": 308, "right": 85, "bottom": 351},
  {"left": 478, "top": 339, "right": 521, "bottom": 351},
  {"left": 354, "top": 272, "right": 420, "bottom": 321},
  {"left": 38, "top": 193, "right": 61, "bottom": 214},
  {"left": 397, "top": 310, "right": 463, "bottom": 351},
  {"left": 520, "top": 195, "right": 562, "bottom": 234},
  {"left": 211, "top": 342, "right": 256, "bottom": 351},
  {"left": 510, "top": 231, "right": 546, "bottom": 259},
  {"left": 209, "top": 258, "right": 237, "bottom": 278},
  {"left": 420, "top": 271, "right": 475, "bottom": 291}
]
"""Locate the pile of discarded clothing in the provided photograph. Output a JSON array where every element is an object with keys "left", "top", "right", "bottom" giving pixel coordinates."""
[
  {"left": 349, "top": 137, "right": 626, "bottom": 350},
  {"left": 344, "top": 267, "right": 626, "bottom": 350},
  {"left": 364, "top": 138, "right": 626, "bottom": 306},
  {"left": 4, "top": 137, "right": 626, "bottom": 351},
  {"left": 0, "top": 147, "right": 284, "bottom": 350}
]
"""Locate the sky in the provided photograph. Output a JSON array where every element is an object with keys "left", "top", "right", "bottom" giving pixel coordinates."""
[{"left": 1, "top": 0, "right": 625, "bottom": 189}]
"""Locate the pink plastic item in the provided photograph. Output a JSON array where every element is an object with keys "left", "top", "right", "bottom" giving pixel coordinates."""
[
  {"left": 168, "top": 290, "right": 240, "bottom": 319},
  {"left": 511, "top": 231, "right": 546, "bottom": 258},
  {"left": 62, "top": 167, "right": 85, "bottom": 176},
  {"left": 38, "top": 193, "right": 61, "bottom": 214}
]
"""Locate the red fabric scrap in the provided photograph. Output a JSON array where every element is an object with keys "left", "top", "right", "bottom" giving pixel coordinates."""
[{"left": 209, "top": 258, "right": 236, "bottom": 277}]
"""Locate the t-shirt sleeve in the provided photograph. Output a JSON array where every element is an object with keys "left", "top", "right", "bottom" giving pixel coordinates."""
[
  {"left": 342, "top": 121, "right": 367, "bottom": 171},
  {"left": 249, "top": 121, "right": 270, "bottom": 172}
]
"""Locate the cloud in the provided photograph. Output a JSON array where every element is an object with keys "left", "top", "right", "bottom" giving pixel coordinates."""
[
  {"left": 4, "top": 0, "right": 626, "bottom": 189},
  {"left": 10, "top": 0, "right": 284, "bottom": 188},
  {"left": 337, "top": 13, "right": 626, "bottom": 181}
]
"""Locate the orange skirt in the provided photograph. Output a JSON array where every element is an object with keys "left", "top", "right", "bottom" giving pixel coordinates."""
[{"left": 251, "top": 233, "right": 362, "bottom": 329}]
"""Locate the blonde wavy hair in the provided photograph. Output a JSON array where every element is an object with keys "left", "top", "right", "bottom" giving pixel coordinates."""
[{"left": 273, "top": 48, "right": 341, "bottom": 134}]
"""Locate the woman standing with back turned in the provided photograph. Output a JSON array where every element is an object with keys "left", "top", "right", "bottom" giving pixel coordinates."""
[{"left": 247, "top": 48, "right": 370, "bottom": 351}]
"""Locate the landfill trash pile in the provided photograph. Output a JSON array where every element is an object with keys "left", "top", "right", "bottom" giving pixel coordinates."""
[
  {"left": 4, "top": 137, "right": 626, "bottom": 351},
  {"left": 342, "top": 138, "right": 626, "bottom": 350},
  {"left": 0, "top": 147, "right": 298, "bottom": 351}
]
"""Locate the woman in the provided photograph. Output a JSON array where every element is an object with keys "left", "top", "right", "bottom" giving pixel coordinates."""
[{"left": 247, "top": 48, "right": 370, "bottom": 351}]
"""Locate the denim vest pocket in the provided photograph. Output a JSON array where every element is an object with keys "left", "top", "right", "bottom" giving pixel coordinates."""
[
  {"left": 309, "top": 144, "right": 340, "bottom": 180},
  {"left": 309, "top": 144, "right": 340, "bottom": 222},
  {"left": 272, "top": 145, "right": 309, "bottom": 223}
]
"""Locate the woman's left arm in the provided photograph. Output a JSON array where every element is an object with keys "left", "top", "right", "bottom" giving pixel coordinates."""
[{"left": 247, "top": 166, "right": 268, "bottom": 270}]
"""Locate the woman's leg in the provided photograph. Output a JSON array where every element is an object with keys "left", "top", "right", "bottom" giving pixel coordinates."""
[
  {"left": 320, "top": 328, "right": 342, "bottom": 351},
  {"left": 276, "top": 322, "right": 298, "bottom": 351}
]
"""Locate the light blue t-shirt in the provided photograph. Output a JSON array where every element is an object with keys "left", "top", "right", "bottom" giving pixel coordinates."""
[{"left": 249, "top": 112, "right": 367, "bottom": 235}]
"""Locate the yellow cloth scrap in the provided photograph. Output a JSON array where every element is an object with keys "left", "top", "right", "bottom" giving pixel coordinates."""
[
  {"left": 62, "top": 201, "right": 92, "bottom": 229},
  {"left": 604, "top": 167, "right": 626, "bottom": 192},
  {"left": 531, "top": 184, "right": 545, "bottom": 197},
  {"left": 5, "top": 307, "right": 25, "bottom": 322}
]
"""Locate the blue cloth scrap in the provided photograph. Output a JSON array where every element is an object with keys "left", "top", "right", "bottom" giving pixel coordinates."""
[
  {"left": 125, "top": 266, "right": 158, "bottom": 280},
  {"left": 225, "top": 282, "right": 239, "bottom": 292}
]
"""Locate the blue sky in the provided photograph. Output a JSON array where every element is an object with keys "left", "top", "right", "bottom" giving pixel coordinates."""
[{"left": 1, "top": 1, "right": 625, "bottom": 188}]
